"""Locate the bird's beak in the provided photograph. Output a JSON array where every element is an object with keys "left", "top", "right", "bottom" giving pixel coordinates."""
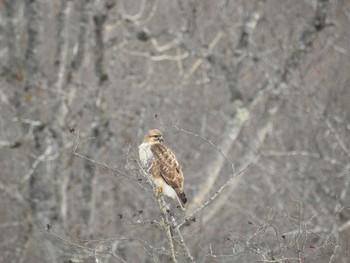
[{"left": 159, "top": 136, "right": 164, "bottom": 142}]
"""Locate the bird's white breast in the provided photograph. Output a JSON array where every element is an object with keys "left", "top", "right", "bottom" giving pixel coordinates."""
[{"left": 138, "top": 142, "right": 153, "bottom": 167}]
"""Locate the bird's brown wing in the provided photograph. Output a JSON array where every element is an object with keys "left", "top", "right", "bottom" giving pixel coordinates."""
[{"left": 150, "top": 143, "right": 186, "bottom": 203}]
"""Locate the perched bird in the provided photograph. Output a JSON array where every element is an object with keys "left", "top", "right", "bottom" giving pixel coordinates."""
[{"left": 139, "top": 129, "right": 187, "bottom": 210}]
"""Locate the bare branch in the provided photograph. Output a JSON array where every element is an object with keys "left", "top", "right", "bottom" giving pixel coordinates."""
[
  {"left": 324, "top": 119, "right": 350, "bottom": 158},
  {"left": 178, "top": 157, "right": 256, "bottom": 229},
  {"left": 164, "top": 109, "right": 249, "bottom": 209},
  {"left": 202, "top": 121, "right": 272, "bottom": 225},
  {"left": 183, "top": 31, "right": 223, "bottom": 80},
  {"left": 262, "top": 151, "right": 344, "bottom": 166},
  {"left": 55, "top": 0, "right": 72, "bottom": 91}
]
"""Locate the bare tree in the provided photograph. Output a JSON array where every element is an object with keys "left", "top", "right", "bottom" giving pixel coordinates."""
[{"left": 0, "top": 0, "right": 349, "bottom": 262}]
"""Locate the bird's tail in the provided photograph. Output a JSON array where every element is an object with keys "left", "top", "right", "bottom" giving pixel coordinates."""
[{"left": 176, "top": 192, "right": 187, "bottom": 210}]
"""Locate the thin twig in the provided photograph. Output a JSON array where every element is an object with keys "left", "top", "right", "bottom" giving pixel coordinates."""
[
  {"left": 156, "top": 197, "right": 177, "bottom": 262},
  {"left": 177, "top": 157, "right": 256, "bottom": 228}
]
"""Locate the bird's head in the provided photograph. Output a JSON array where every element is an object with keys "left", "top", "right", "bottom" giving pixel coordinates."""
[{"left": 144, "top": 129, "right": 164, "bottom": 143}]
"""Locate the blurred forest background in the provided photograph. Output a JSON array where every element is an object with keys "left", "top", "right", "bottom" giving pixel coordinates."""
[{"left": 0, "top": 0, "right": 349, "bottom": 262}]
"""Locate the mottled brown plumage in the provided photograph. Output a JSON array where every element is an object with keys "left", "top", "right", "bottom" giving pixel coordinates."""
[{"left": 139, "top": 129, "right": 187, "bottom": 209}]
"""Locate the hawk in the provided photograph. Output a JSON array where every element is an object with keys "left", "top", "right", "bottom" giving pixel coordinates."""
[{"left": 139, "top": 129, "right": 187, "bottom": 210}]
